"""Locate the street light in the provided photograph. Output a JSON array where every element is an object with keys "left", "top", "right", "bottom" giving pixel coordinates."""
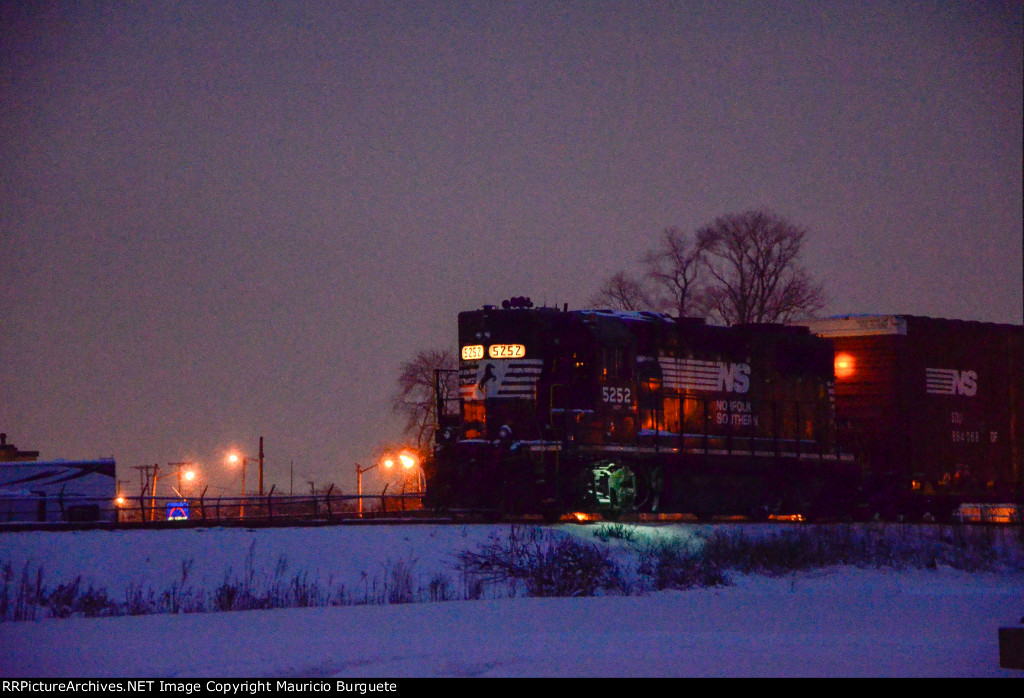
[
  {"left": 227, "top": 453, "right": 248, "bottom": 518},
  {"left": 225, "top": 438, "right": 264, "bottom": 519},
  {"left": 360, "top": 456, "right": 401, "bottom": 514},
  {"left": 380, "top": 450, "right": 424, "bottom": 493},
  {"left": 226, "top": 437, "right": 266, "bottom": 500},
  {"left": 397, "top": 451, "right": 425, "bottom": 494},
  {"left": 167, "top": 461, "right": 197, "bottom": 498},
  {"left": 355, "top": 449, "right": 424, "bottom": 515},
  {"left": 355, "top": 461, "right": 384, "bottom": 516},
  {"left": 226, "top": 454, "right": 248, "bottom": 490}
]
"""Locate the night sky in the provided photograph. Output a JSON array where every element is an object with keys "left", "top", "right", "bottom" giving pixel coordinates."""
[{"left": 2, "top": 1, "right": 1021, "bottom": 497}]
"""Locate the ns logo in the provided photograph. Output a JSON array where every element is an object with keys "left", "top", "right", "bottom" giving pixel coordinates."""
[
  {"left": 663, "top": 358, "right": 751, "bottom": 394},
  {"left": 717, "top": 362, "right": 751, "bottom": 394},
  {"left": 925, "top": 368, "right": 977, "bottom": 397}
]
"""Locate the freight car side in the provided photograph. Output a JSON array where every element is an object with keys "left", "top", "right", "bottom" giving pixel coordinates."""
[{"left": 807, "top": 315, "right": 1024, "bottom": 519}]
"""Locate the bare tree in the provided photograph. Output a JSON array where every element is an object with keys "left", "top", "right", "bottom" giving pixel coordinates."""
[
  {"left": 696, "top": 208, "right": 825, "bottom": 325},
  {"left": 391, "top": 348, "right": 458, "bottom": 450},
  {"left": 642, "top": 227, "right": 710, "bottom": 317},
  {"left": 586, "top": 270, "right": 655, "bottom": 310},
  {"left": 587, "top": 228, "right": 709, "bottom": 317}
]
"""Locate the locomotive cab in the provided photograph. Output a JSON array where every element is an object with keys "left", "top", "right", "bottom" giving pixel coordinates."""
[
  {"left": 444, "top": 303, "right": 642, "bottom": 513},
  {"left": 456, "top": 304, "right": 553, "bottom": 442}
]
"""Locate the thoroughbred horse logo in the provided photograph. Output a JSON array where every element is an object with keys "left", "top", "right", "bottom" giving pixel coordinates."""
[
  {"left": 461, "top": 359, "right": 543, "bottom": 401},
  {"left": 477, "top": 363, "right": 497, "bottom": 393}
]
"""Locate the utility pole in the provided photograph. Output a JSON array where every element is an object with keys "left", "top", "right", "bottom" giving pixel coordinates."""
[
  {"left": 132, "top": 464, "right": 159, "bottom": 521},
  {"left": 133, "top": 464, "right": 152, "bottom": 492},
  {"left": 151, "top": 464, "right": 159, "bottom": 521},
  {"left": 167, "top": 461, "right": 195, "bottom": 498},
  {"left": 258, "top": 436, "right": 264, "bottom": 496}
]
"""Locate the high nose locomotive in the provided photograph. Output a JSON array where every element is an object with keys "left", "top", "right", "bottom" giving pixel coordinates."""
[{"left": 425, "top": 299, "right": 859, "bottom": 520}]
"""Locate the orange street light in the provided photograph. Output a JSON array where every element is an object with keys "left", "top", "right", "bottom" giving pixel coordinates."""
[
  {"left": 356, "top": 461, "right": 384, "bottom": 516},
  {"left": 227, "top": 452, "right": 252, "bottom": 518},
  {"left": 167, "top": 461, "right": 197, "bottom": 497},
  {"left": 226, "top": 438, "right": 266, "bottom": 520},
  {"left": 397, "top": 450, "right": 425, "bottom": 494}
]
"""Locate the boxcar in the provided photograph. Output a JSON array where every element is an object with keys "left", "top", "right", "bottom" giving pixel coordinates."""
[{"left": 806, "top": 315, "right": 1023, "bottom": 519}]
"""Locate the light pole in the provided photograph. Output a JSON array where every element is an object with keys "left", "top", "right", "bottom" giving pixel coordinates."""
[
  {"left": 356, "top": 449, "right": 424, "bottom": 515},
  {"left": 227, "top": 453, "right": 248, "bottom": 518},
  {"left": 167, "top": 462, "right": 196, "bottom": 498},
  {"left": 227, "top": 437, "right": 265, "bottom": 519},
  {"left": 356, "top": 459, "right": 396, "bottom": 516},
  {"left": 397, "top": 451, "right": 425, "bottom": 494},
  {"left": 355, "top": 463, "right": 372, "bottom": 516}
]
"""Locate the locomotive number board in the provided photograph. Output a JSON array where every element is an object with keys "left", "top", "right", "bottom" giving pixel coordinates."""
[
  {"left": 460, "top": 344, "right": 528, "bottom": 360},
  {"left": 488, "top": 343, "right": 526, "bottom": 358}
]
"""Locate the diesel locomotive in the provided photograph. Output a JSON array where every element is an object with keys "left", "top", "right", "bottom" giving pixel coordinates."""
[
  {"left": 425, "top": 300, "right": 1024, "bottom": 521},
  {"left": 426, "top": 299, "right": 862, "bottom": 519}
]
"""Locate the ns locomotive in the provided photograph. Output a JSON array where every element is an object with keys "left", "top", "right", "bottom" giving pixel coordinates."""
[{"left": 425, "top": 300, "right": 862, "bottom": 519}]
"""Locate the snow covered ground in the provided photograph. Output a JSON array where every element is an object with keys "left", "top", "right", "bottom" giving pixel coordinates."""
[{"left": 2, "top": 523, "right": 1023, "bottom": 678}]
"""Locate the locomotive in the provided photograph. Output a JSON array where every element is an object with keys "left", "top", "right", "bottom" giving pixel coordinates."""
[{"left": 426, "top": 299, "right": 863, "bottom": 519}]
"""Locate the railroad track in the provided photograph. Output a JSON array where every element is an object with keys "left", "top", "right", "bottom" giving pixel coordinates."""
[
  {"left": 0, "top": 509, "right": 893, "bottom": 532},
  {"left": 4, "top": 506, "right": 1014, "bottom": 531}
]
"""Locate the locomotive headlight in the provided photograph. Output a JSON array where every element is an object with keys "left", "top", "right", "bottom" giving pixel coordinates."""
[{"left": 834, "top": 353, "right": 856, "bottom": 379}]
